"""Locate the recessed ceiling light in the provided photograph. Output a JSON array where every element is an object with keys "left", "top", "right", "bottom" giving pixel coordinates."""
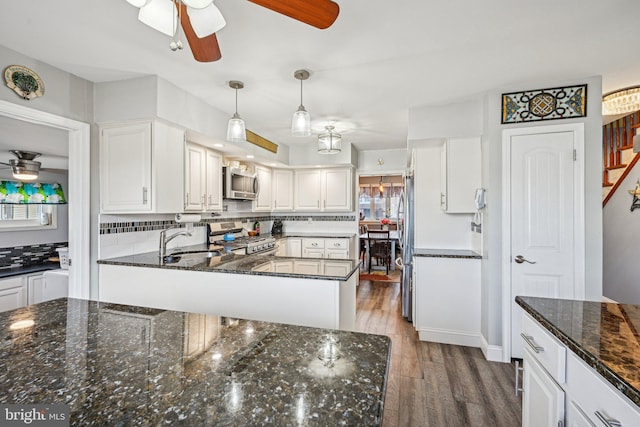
[
  {"left": 246, "top": 155, "right": 254, "bottom": 159},
  {"left": 214, "top": 143, "right": 224, "bottom": 148}
]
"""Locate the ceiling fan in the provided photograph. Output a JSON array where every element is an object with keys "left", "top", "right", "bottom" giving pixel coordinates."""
[
  {"left": 125, "top": 0, "right": 340, "bottom": 62},
  {"left": 0, "top": 151, "right": 64, "bottom": 181}
]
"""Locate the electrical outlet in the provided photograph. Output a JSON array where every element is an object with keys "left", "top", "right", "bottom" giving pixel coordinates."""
[{"left": 307, "top": 217, "right": 312, "bottom": 224}]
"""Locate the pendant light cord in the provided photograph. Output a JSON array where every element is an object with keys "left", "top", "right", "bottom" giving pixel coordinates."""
[{"left": 299, "top": 78, "right": 304, "bottom": 108}]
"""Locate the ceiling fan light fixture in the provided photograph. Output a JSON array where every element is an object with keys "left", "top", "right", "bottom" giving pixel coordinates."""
[
  {"left": 227, "top": 80, "right": 247, "bottom": 142},
  {"left": 6, "top": 151, "right": 41, "bottom": 181},
  {"left": 317, "top": 125, "right": 341, "bottom": 154},
  {"left": 291, "top": 69, "right": 311, "bottom": 137},
  {"left": 137, "top": 0, "right": 178, "bottom": 36},
  {"left": 187, "top": 3, "right": 226, "bottom": 37},
  {"left": 181, "top": 0, "right": 214, "bottom": 9}
]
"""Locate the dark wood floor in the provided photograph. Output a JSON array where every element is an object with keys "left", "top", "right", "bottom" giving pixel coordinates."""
[{"left": 355, "top": 275, "right": 522, "bottom": 427}]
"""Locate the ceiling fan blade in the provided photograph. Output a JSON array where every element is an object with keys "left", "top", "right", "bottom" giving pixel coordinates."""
[
  {"left": 175, "top": 1, "right": 222, "bottom": 62},
  {"left": 248, "top": 0, "right": 339, "bottom": 29}
]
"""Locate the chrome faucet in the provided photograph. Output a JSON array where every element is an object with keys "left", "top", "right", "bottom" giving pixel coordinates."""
[{"left": 159, "top": 226, "right": 192, "bottom": 259}]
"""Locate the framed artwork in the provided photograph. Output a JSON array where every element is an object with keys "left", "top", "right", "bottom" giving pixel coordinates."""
[{"left": 502, "top": 84, "right": 587, "bottom": 124}]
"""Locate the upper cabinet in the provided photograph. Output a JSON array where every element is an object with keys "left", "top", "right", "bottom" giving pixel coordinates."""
[
  {"left": 184, "top": 142, "right": 222, "bottom": 212},
  {"left": 253, "top": 165, "right": 272, "bottom": 212},
  {"left": 294, "top": 167, "right": 352, "bottom": 212},
  {"left": 100, "top": 121, "right": 184, "bottom": 213},
  {"left": 440, "top": 137, "right": 481, "bottom": 213},
  {"left": 272, "top": 169, "right": 294, "bottom": 211}
]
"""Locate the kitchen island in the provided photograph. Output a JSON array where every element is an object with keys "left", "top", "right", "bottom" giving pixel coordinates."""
[
  {"left": 0, "top": 298, "right": 390, "bottom": 426},
  {"left": 98, "top": 249, "right": 359, "bottom": 330},
  {"left": 516, "top": 296, "right": 640, "bottom": 424}
]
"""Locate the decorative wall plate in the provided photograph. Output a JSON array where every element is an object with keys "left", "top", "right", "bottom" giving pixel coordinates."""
[{"left": 4, "top": 65, "right": 45, "bottom": 100}]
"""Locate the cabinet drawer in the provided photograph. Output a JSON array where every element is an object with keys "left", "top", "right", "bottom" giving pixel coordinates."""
[
  {"left": 522, "top": 314, "right": 566, "bottom": 383},
  {"left": 566, "top": 351, "right": 640, "bottom": 426},
  {"left": 302, "top": 238, "right": 325, "bottom": 249},
  {"left": 325, "top": 239, "right": 348, "bottom": 250}
]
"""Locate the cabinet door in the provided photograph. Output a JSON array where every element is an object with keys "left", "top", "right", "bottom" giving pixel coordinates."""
[
  {"left": 294, "top": 170, "right": 322, "bottom": 211},
  {"left": 275, "top": 239, "right": 287, "bottom": 256},
  {"left": 253, "top": 165, "right": 272, "bottom": 212},
  {"left": 273, "top": 169, "right": 294, "bottom": 211},
  {"left": 442, "top": 137, "right": 481, "bottom": 213},
  {"left": 27, "top": 274, "right": 45, "bottom": 305},
  {"left": 205, "top": 149, "right": 223, "bottom": 211},
  {"left": 324, "top": 261, "right": 350, "bottom": 277},
  {"left": 323, "top": 168, "right": 352, "bottom": 211},
  {"left": 326, "top": 249, "right": 349, "bottom": 259},
  {"left": 184, "top": 143, "right": 205, "bottom": 211},
  {"left": 273, "top": 261, "right": 293, "bottom": 273},
  {"left": 303, "top": 248, "right": 325, "bottom": 259},
  {"left": 100, "top": 123, "right": 152, "bottom": 212},
  {"left": 0, "top": 277, "right": 27, "bottom": 313},
  {"left": 523, "top": 347, "right": 565, "bottom": 427},
  {"left": 288, "top": 238, "right": 302, "bottom": 257}
]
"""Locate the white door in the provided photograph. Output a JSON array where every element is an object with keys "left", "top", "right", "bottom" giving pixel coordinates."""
[{"left": 506, "top": 124, "right": 584, "bottom": 359}]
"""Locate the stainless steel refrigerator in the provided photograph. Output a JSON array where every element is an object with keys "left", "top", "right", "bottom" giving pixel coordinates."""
[{"left": 397, "top": 171, "right": 414, "bottom": 322}]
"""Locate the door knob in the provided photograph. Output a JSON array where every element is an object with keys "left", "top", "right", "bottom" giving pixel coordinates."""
[{"left": 514, "top": 255, "right": 536, "bottom": 264}]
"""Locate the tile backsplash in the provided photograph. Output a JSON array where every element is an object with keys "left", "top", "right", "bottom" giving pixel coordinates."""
[{"left": 0, "top": 242, "right": 68, "bottom": 269}]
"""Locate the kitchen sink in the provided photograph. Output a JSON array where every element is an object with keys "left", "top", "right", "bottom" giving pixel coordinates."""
[{"left": 162, "top": 250, "right": 223, "bottom": 264}]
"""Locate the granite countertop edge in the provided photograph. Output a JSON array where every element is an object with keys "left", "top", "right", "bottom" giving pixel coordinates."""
[
  {"left": 97, "top": 257, "right": 361, "bottom": 282},
  {"left": 0, "top": 262, "right": 61, "bottom": 279},
  {"left": 271, "top": 232, "right": 356, "bottom": 239},
  {"left": 515, "top": 296, "right": 640, "bottom": 408},
  {"left": 413, "top": 248, "right": 481, "bottom": 259}
]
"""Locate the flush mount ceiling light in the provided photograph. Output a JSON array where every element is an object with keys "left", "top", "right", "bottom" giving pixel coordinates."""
[
  {"left": 291, "top": 69, "right": 311, "bottom": 137},
  {"left": 602, "top": 86, "right": 640, "bottom": 115},
  {"left": 226, "top": 80, "right": 247, "bottom": 143},
  {"left": 317, "top": 125, "right": 342, "bottom": 154},
  {"left": 0, "top": 151, "right": 41, "bottom": 181}
]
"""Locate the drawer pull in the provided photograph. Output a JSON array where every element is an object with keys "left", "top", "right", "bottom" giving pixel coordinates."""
[
  {"left": 521, "top": 333, "right": 544, "bottom": 353},
  {"left": 595, "top": 411, "right": 621, "bottom": 427}
]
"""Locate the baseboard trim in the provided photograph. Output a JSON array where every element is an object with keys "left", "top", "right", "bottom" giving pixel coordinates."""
[
  {"left": 480, "top": 335, "right": 504, "bottom": 362},
  {"left": 418, "top": 327, "right": 481, "bottom": 348}
]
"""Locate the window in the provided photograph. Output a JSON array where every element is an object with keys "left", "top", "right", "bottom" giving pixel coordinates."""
[
  {"left": 359, "top": 175, "right": 403, "bottom": 221},
  {"left": 0, "top": 204, "right": 57, "bottom": 231}
]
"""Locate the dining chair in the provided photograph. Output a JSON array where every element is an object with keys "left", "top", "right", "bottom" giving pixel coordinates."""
[
  {"left": 367, "top": 230, "right": 391, "bottom": 274},
  {"left": 359, "top": 224, "right": 368, "bottom": 261}
]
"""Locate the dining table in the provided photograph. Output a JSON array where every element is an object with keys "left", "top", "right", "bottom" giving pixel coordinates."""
[{"left": 359, "top": 230, "right": 400, "bottom": 271}]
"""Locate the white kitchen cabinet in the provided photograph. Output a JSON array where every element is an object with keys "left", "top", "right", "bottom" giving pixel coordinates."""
[
  {"left": 294, "top": 168, "right": 352, "bottom": 212},
  {"left": 0, "top": 276, "right": 27, "bottom": 313},
  {"left": 413, "top": 255, "right": 480, "bottom": 346},
  {"left": 522, "top": 312, "right": 640, "bottom": 427},
  {"left": 302, "top": 238, "right": 350, "bottom": 260},
  {"left": 324, "top": 261, "right": 350, "bottom": 277},
  {"left": 100, "top": 121, "right": 184, "bottom": 213},
  {"left": 26, "top": 273, "right": 45, "bottom": 305},
  {"left": 523, "top": 346, "right": 565, "bottom": 427},
  {"left": 273, "top": 261, "right": 294, "bottom": 273},
  {"left": 272, "top": 169, "right": 294, "bottom": 211},
  {"left": 287, "top": 238, "right": 302, "bottom": 257},
  {"left": 294, "top": 260, "right": 322, "bottom": 275},
  {"left": 275, "top": 239, "right": 287, "bottom": 256},
  {"left": 184, "top": 142, "right": 222, "bottom": 212},
  {"left": 253, "top": 165, "right": 272, "bottom": 212},
  {"left": 440, "top": 137, "right": 481, "bottom": 213}
]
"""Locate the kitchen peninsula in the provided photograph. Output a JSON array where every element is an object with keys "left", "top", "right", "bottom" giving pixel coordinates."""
[
  {"left": 98, "top": 248, "right": 359, "bottom": 330},
  {"left": 0, "top": 298, "right": 390, "bottom": 426}
]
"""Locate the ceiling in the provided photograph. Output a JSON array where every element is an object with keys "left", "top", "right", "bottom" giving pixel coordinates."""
[{"left": 0, "top": 0, "right": 639, "bottom": 157}]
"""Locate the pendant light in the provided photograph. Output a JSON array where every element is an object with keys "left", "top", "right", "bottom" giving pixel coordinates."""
[
  {"left": 226, "top": 80, "right": 246, "bottom": 142},
  {"left": 602, "top": 85, "right": 640, "bottom": 115},
  {"left": 291, "top": 69, "right": 311, "bottom": 137},
  {"left": 317, "top": 125, "right": 342, "bottom": 154}
]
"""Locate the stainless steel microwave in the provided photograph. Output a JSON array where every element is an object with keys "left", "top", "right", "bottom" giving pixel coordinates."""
[{"left": 222, "top": 167, "right": 258, "bottom": 200}]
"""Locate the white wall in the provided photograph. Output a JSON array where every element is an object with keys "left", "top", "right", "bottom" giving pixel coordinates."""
[
  {"left": 603, "top": 160, "right": 640, "bottom": 303},
  {"left": 357, "top": 148, "right": 408, "bottom": 174},
  {"left": 408, "top": 98, "right": 483, "bottom": 140},
  {"left": 289, "top": 141, "right": 358, "bottom": 167}
]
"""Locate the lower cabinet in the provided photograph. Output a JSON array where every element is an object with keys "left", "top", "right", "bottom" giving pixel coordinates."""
[
  {"left": 522, "top": 312, "right": 640, "bottom": 426},
  {"left": 278, "top": 237, "right": 350, "bottom": 260},
  {"left": 0, "top": 276, "right": 27, "bottom": 313}
]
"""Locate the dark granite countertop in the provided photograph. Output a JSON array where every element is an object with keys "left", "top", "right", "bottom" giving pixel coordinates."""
[
  {"left": 98, "top": 247, "right": 360, "bottom": 281},
  {"left": 0, "top": 262, "right": 60, "bottom": 279},
  {"left": 271, "top": 232, "right": 356, "bottom": 239},
  {"left": 0, "top": 298, "right": 390, "bottom": 426},
  {"left": 516, "top": 296, "right": 640, "bottom": 408},
  {"left": 413, "top": 248, "right": 481, "bottom": 259}
]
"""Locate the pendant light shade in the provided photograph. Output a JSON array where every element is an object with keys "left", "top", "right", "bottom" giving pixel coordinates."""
[
  {"left": 317, "top": 125, "right": 342, "bottom": 154},
  {"left": 291, "top": 69, "right": 311, "bottom": 137},
  {"left": 226, "top": 80, "right": 246, "bottom": 142}
]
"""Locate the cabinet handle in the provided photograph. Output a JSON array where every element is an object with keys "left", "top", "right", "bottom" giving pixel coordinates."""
[
  {"left": 202, "top": 194, "right": 206, "bottom": 205},
  {"left": 312, "top": 243, "right": 317, "bottom": 247},
  {"left": 514, "top": 359, "right": 524, "bottom": 396},
  {"left": 142, "top": 187, "right": 148, "bottom": 204},
  {"left": 317, "top": 200, "right": 320, "bottom": 208},
  {"left": 440, "top": 193, "right": 444, "bottom": 205},
  {"left": 208, "top": 194, "right": 212, "bottom": 205},
  {"left": 521, "top": 333, "right": 544, "bottom": 353},
  {"left": 595, "top": 411, "right": 622, "bottom": 427},
  {"left": 186, "top": 192, "right": 190, "bottom": 206}
]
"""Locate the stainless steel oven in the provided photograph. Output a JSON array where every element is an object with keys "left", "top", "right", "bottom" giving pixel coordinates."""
[{"left": 223, "top": 167, "right": 258, "bottom": 200}]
